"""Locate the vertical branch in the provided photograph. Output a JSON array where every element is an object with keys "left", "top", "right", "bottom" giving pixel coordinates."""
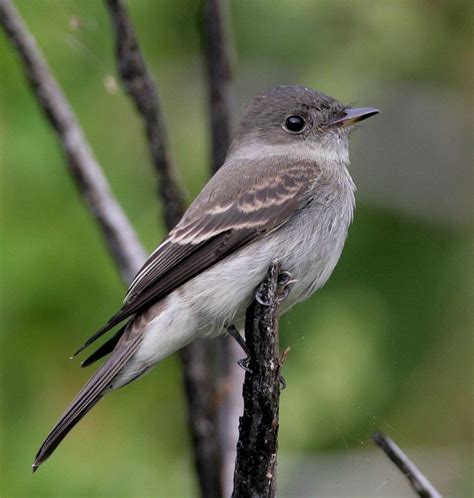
[
  {"left": 232, "top": 262, "right": 287, "bottom": 498},
  {"left": 201, "top": 0, "right": 235, "bottom": 173},
  {"left": 179, "top": 342, "right": 223, "bottom": 498},
  {"left": 104, "top": 2, "right": 222, "bottom": 497},
  {"left": 373, "top": 432, "right": 443, "bottom": 498},
  {"left": 200, "top": 1, "right": 239, "bottom": 494},
  {"left": 104, "top": 0, "right": 185, "bottom": 229},
  {"left": 0, "top": 0, "right": 146, "bottom": 284}
]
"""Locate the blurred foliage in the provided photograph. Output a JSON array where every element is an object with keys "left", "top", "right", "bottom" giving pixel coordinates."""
[{"left": 0, "top": 0, "right": 472, "bottom": 496}]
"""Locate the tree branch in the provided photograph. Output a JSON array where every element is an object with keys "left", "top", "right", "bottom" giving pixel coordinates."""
[
  {"left": 0, "top": 0, "right": 146, "bottom": 284},
  {"left": 179, "top": 342, "right": 223, "bottom": 498},
  {"left": 232, "top": 262, "right": 287, "bottom": 498},
  {"left": 104, "top": 2, "right": 222, "bottom": 497},
  {"left": 373, "top": 432, "right": 443, "bottom": 498},
  {"left": 104, "top": 0, "right": 186, "bottom": 229},
  {"left": 200, "top": 1, "right": 239, "bottom": 495},
  {"left": 201, "top": 0, "right": 235, "bottom": 173}
]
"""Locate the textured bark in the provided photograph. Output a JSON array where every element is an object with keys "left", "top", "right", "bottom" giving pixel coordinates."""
[{"left": 232, "top": 262, "right": 287, "bottom": 498}]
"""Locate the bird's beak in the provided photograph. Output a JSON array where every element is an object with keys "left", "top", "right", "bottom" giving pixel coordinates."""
[{"left": 330, "top": 107, "right": 380, "bottom": 127}]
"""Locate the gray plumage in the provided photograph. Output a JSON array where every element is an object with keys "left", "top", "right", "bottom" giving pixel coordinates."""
[{"left": 33, "top": 85, "right": 379, "bottom": 470}]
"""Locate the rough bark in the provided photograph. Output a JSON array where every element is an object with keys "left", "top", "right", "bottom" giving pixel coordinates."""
[{"left": 232, "top": 262, "right": 288, "bottom": 498}]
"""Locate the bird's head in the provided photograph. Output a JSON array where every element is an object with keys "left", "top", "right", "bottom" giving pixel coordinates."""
[{"left": 231, "top": 85, "right": 379, "bottom": 165}]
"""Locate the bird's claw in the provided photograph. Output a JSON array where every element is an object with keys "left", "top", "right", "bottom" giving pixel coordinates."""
[
  {"left": 278, "top": 270, "right": 292, "bottom": 287},
  {"left": 277, "top": 270, "right": 293, "bottom": 302},
  {"left": 255, "top": 289, "right": 273, "bottom": 306},
  {"left": 277, "top": 285, "right": 291, "bottom": 302},
  {"left": 279, "top": 375, "right": 287, "bottom": 390},
  {"left": 238, "top": 357, "right": 252, "bottom": 373},
  {"left": 255, "top": 270, "right": 293, "bottom": 305}
]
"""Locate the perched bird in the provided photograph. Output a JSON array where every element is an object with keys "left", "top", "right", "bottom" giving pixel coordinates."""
[{"left": 33, "top": 85, "right": 379, "bottom": 470}]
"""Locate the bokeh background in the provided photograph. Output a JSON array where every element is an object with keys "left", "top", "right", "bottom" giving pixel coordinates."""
[{"left": 1, "top": 0, "right": 472, "bottom": 496}]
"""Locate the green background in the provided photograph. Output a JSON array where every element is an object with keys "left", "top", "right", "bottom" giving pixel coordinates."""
[{"left": 1, "top": 0, "right": 472, "bottom": 496}]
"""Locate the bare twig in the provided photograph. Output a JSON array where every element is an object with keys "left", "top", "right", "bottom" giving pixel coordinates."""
[
  {"left": 201, "top": 0, "right": 236, "bottom": 173},
  {"left": 232, "top": 262, "right": 286, "bottom": 498},
  {"left": 104, "top": 2, "right": 222, "bottom": 497},
  {"left": 104, "top": 0, "right": 185, "bottom": 229},
  {"left": 0, "top": 0, "right": 146, "bottom": 284},
  {"left": 373, "top": 432, "right": 443, "bottom": 498},
  {"left": 216, "top": 339, "right": 244, "bottom": 498},
  {"left": 180, "top": 343, "right": 223, "bottom": 498},
  {"left": 200, "top": 1, "right": 239, "bottom": 494}
]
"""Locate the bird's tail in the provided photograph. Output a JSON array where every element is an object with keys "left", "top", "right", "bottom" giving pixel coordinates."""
[{"left": 33, "top": 327, "right": 142, "bottom": 471}]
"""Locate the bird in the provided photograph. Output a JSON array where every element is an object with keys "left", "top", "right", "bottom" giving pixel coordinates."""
[{"left": 33, "top": 85, "right": 379, "bottom": 470}]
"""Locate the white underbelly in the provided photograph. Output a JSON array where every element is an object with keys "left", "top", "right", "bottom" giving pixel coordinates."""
[
  {"left": 122, "top": 171, "right": 355, "bottom": 383},
  {"left": 181, "top": 201, "right": 351, "bottom": 336}
]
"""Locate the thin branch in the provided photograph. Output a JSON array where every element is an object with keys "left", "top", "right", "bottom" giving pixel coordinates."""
[
  {"left": 373, "top": 432, "right": 443, "bottom": 498},
  {"left": 104, "top": 2, "right": 223, "bottom": 497},
  {"left": 180, "top": 343, "right": 223, "bottom": 498},
  {"left": 0, "top": 0, "right": 146, "bottom": 284},
  {"left": 104, "top": 0, "right": 186, "bottom": 229},
  {"left": 232, "top": 262, "right": 287, "bottom": 498},
  {"left": 200, "top": 1, "right": 239, "bottom": 495},
  {"left": 215, "top": 339, "right": 244, "bottom": 498},
  {"left": 201, "top": 0, "right": 235, "bottom": 173}
]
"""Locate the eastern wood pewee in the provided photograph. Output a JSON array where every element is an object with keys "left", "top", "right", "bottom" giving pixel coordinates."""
[{"left": 33, "top": 85, "right": 379, "bottom": 470}]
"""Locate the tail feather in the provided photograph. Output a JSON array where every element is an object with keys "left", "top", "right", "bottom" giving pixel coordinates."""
[
  {"left": 80, "top": 326, "right": 126, "bottom": 368},
  {"left": 33, "top": 329, "right": 142, "bottom": 471},
  {"left": 71, "top": 311, "right": 129, "bottom": 358}
]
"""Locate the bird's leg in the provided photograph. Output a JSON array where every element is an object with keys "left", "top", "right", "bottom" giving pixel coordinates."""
[{"left": 226, "top": 323, "right": 252, "bottom": 372}]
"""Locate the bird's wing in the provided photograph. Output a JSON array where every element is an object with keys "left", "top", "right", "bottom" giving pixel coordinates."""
[{"left": 74, "top": 162, "right": 319, "bottom": 356}]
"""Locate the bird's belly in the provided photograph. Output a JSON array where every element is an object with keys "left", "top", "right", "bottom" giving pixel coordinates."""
[
  {"left": 182, "top": 203, "right": 351, "bottom": 336},
  {"left": 270, "top": 213, "right": 348, "bottom": 311},
  {"left": 129, "top": 199, "right": 352, "bottom": 374}
]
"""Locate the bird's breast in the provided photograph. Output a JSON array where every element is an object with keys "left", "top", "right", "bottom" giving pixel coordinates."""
[
  {"left": 275, "top": 173, "right": 355, "bottom": 307},
  {"left": 181, "top": 167, "right": 355, "bottom": 334}
]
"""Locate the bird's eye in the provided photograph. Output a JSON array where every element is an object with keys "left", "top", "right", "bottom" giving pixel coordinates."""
[{"left": 283, "top": 115, "right": 306, "bottom": 134}]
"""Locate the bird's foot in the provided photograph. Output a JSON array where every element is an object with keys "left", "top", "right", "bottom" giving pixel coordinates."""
[
  {"left": 255, "top": 269, "right": 293, "bottom": 305},
  {"left": 255, "top": 287, "right": 273, "bottom": 306},
  {"left": 237, "top": 356, "right": 252, "bottom": 373},
  {"left": 225, "top": 323, "right": 253, "bottom": 373},
  {"left": 277, "top": 270, "right": 293, "bottom": 302}
]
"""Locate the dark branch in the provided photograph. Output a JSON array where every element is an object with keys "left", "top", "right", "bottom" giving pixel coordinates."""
[
  {"left": 201, "top": 0, "right": 235, "bottom": 173},
  {"left": 232, "top": 262, "right": 287, "bottom": 498},
  {"left": 180, "top": 344, "right": 223, "bottom": 498},
  {"left": 200, "top": 1, "right": 239, "bottom": 495},
  {"left": 179, "top": 349, "right": 222, "bottom": 498},
  {"left": 0, "top": 0, "right": 146, "bottom": 284},
  {"left": 373, "top": 432, "right": 443, "bottom": 498},
  {"left": 104, "top": 2, "right": 222, "bottom": 497},
  {"left": 104, "top": 0, "right": 186, "bottom": 229}
]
